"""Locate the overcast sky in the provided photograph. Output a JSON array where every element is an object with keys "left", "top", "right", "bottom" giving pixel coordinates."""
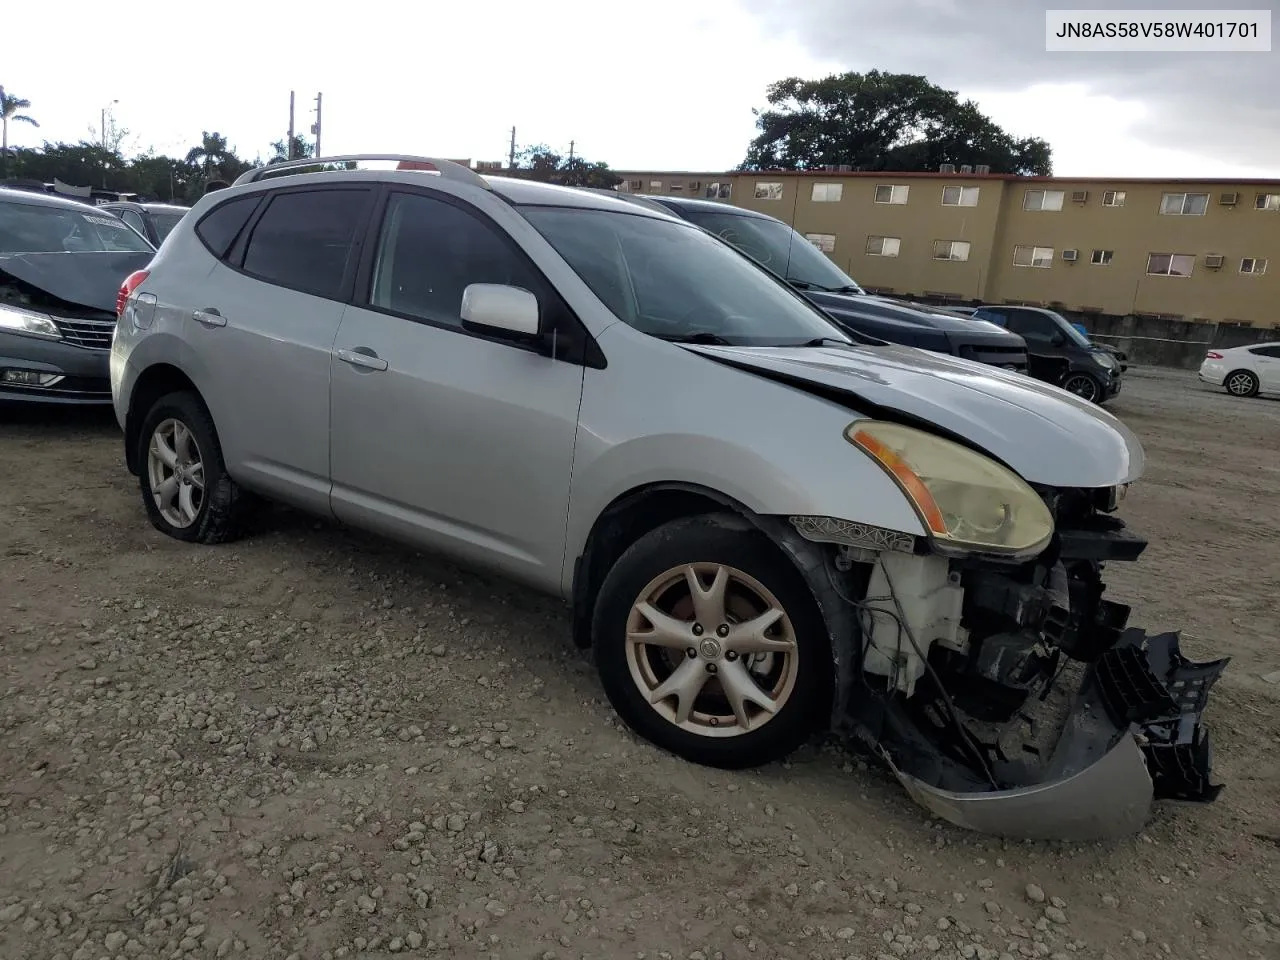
[{"left": 4, "top": 0, "right": 1277, "bottom": 178}]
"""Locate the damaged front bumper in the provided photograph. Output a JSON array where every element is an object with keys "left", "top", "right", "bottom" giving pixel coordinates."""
[
  {"left": 890, "top": 629, "right": 1227, "bottom": 841},
  {"left": 817, "top": 500, "right": 1229, "bottom": 842}
]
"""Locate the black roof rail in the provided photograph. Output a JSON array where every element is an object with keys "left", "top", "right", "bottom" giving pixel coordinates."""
[{"left": 232, "top": 155, "right": 490, "bottom": 189}]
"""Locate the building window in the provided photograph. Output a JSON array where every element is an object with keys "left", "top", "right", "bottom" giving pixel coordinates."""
[
  {"left": 704, "top": 182, "right": 731, "bottom": 199},
  {"left": 941, "top": 186, "right": 980, "bottom": 207},
  {"left": 1241, "top": 257, "right": 1269, "bottom": 275},
  {"left": 1013, "top": 244, "right": 1054, "bottom": 267},
  {"left": 805, "top": 233, "right": 836, "bottom": 252},
  {"left": 1102, "top": 190, "right": 1126, "bottom": 207},
  {"left": 669, "top": 183, "right": 684, "bottom": 192},
  {"left": 1023, "top": 190, "right": 1065, "bottom": 212},
  {"left": 1255, "top": 193, "right": 1280, "bottom": 211},
  {"left": 754, "top": 182, "right": 783, "bottom": 200},
  {"left": 1146, "top": 253, "right": 1195, "bottom": 277},
  {"left": 1159, "top": 192, "right": 1208, "bottom": 215},
  {"left": 811, "top": 183, "right": 843, "bottom": 202},
  {"left": 932, "top": 240, "right": 971, "bottom": 261},
  {"left": 874, "top": 184, "right": 910, "bottom": 204},
  {"left": 628, "top": 180, "right": 642, "bottom": 191},
  {"left": 865, "top": 236, "right": 901, "bottom": 257},
  {"left": 648, "top": 180, "right": 662, "bottom": 192},
  {"left": 1091, "top": 249, "right": 1114, "bottom": 265}
]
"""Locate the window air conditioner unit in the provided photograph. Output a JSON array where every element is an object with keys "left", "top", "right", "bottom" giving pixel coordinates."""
[
  {"left": 959, "top": 164, "right": 973, "bottom": 173},
  {"left": 1070, "top": 190, "right": 1088, "bottom": 203},
  {"left": 1204, "top": 254, "right": 1225, "bottom": 269},
  {"left": 1219, "top": 192, "right": 1238, "bottom": 205},
  {"left": 974, "top": 164, "right": 990, "bottom": 174},
  {"left": 1061, "top": 249, "right": 1079, "bottom": 262},
  {"left": 939, "top": 163, "right": 956, "bottom": 173}
]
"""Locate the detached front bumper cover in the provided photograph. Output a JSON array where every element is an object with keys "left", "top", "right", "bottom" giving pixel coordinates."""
[{"left": 888, "top": 629, "right": 1228, "bottom": 842}]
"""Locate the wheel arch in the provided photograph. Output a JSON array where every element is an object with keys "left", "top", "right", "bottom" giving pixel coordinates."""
[{"left": 124, "top": 363, "right": 203, "bottom": 475}]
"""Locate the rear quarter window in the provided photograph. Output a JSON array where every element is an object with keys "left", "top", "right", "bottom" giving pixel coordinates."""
[{"left": 195, "top": 195, "right": 263, "bottom": 261}]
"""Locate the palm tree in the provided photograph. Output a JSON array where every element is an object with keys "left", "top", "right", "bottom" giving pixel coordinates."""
[
  {"left": 0, "top": 86, "right": 40, "bottom": 152},
  {"left": 184, "top": 131, "right": 233, "bottom": 175}
]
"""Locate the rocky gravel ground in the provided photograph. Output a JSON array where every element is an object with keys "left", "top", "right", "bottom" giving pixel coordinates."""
[{"left": 1, "top": 370, "right": 1278, "bottom": 960}]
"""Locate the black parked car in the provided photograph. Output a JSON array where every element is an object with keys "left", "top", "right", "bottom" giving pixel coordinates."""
[
  {"left": 99, "top": 201, "right": 190, "bottom": 248},
  {"left": 606, "top": 193, "right": 1030, "bottom": 372},
  {"left": 971, "top": 304, "right": 1123, "bottom": 403},
  {"left": 0, "top": 188, "right": 155, "bottom": 404}
]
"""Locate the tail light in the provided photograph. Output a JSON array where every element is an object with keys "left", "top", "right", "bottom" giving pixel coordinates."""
[
  {"left": 1205, "top": 351, "right": 1223, "bottom": 359},
  {"left": 117, "top": 270, "right": 150, "bottom": 317}
]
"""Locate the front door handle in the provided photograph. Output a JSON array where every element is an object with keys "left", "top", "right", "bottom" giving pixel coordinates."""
[
  {"left": 336, "top": 348, "right": 389, "bottom": 372},
  {"left": 193, "top": 308, "right": 226, "bottom": 327}
]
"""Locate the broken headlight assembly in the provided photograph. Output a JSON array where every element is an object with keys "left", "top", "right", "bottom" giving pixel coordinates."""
[{"left": 845, "top": 420, "right": 1054, "bottom": 558}]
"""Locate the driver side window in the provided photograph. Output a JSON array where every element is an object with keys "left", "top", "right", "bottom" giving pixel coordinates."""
[
  {"left": 120, "top": 210, "right": 147, "bottom": 236},
  {"left": 1010, "top": 311, "right": 1058, "bottom": 342},
  {"left": 368, "top": 192, "right": 541, "bottom": 329}
]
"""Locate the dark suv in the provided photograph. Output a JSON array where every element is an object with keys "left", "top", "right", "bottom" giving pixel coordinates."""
[
  {"left": 970, "top": 305, "right": 1123, "bottom": 403},
  {"left": 613, "top": 193, "right": 1029, "bottom": 372}
]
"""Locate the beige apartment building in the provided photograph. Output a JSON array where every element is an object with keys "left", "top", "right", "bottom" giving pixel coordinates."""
[{"left": 612, "top": 169, "right": 1280, "bottom": 327}]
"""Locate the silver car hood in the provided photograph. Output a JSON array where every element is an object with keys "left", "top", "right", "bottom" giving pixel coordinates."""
[{"left": 682, "top": 342, "right": 1144, "bottom": 487}]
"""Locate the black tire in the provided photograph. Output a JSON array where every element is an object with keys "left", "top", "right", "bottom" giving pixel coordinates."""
[
  {"left": 1061, "top": 372, "right": 1103, "bottom": 403},
  {"left": 1224, "top": 369, "right": 1260, "bottom": 398},
  {"left": 591, "top": 514, "right": 832, "bottom": 769},
  {"left": 136, "top": 390, "right": 254, "bottom": 544}
]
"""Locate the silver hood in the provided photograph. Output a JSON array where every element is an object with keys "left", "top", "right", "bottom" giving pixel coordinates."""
[{"left": 682, "top": 341, "right": 1144, "bottom": 488}]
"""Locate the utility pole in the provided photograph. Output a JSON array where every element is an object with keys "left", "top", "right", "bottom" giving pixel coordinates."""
[
  {"left": 568, "top": 140, "right": 575, "bottom": 162},
  {"left": 311, "top": 93, "right": 323, "bottom": 157},
  {"left": 508, "top": 126, "right": 516, "bottom": 170},
  {"left": 288, "top": 91, "right": 296, "bottom": 160}
]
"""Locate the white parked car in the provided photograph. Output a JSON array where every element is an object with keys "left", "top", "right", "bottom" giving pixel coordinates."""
[{"left": 1199, "top": 342, "right": 1280, "bottom": 397}]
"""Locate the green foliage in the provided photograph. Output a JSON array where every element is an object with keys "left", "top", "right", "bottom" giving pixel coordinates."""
[
  {"left": 511, "top": 143, "right": 621, "bottom": 189},
  {"left": 743, "top": 71, "right": 1052, "bottom": 176},
  {"left": 268, "top": 135, "right": 315, "bottom": 163},
  {"left": 1, "top": 128, "right": 260, "bottom": 203}
]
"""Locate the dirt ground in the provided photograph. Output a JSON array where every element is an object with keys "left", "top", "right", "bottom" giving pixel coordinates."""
[{"left": 1, "top": 369, "right": 1277, "bottom": 960}]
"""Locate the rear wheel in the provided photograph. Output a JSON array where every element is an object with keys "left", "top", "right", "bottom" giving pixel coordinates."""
[
  {"left": 1062, "top": 372, "right": 1102, "bottom": 403},
  {"left": 1224, "top": 370, "right": 1259, "bottom": 398},
  {"left": 137, "top": 391, "right": 254, "bottom": 543},
  {"left": 592, "top": 515, "right": 831, "bottom": 769}
]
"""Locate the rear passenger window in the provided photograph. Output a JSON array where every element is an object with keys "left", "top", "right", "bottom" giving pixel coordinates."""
[
  {"left": 367, "top": 192, "right": 540, "bottom": 328},
  {"left": 195, "top": 195, "right": 262, "bottom": 260},
  {"left": 242, "top": 189, "right": 369, "bottom": 300}
]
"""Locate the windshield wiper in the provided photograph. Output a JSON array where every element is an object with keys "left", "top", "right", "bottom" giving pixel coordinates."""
[
  {"left": 797, "top": 337, "right": 851, "bottom": 347},
  {"left": 656, "top": 332, "right": 734, "bottom": 346},
  {"left": 830, "top": 285, "right": 863, "bottom": 294}
]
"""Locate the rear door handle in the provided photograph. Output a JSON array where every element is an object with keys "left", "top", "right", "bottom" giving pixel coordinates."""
[
  {"left": 336, "top": 348, "right": 389, "bottom": 372},
  {"left": 193, "top": 308, "right": 226, "bottom": 327}
]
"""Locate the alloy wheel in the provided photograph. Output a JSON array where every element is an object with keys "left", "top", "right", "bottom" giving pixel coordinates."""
[
  {"left": 624, "top": 563, "right": 799, "bottom": 738},
  {"left": 1226, "top": 372, "right": 1256, "bottom": 396},
  {"left": 1062, "top": 374, "right": 1100, "bottom": 402},
  {"left": 146, "top": 418, "right": 206, "bottom": 528}
]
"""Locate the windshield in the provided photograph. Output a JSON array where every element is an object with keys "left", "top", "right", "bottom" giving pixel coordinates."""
[
  {"left": 0, "top": 198, "right": 154, "bottom": 254},
  {"left": 521, "top": 206, "right": 853, "bottom": 347},
  {"left": 150, "top": 211, "right": 186, "bottom": 243},
  {"left": 1049, "top": 311, "right": 1093, "bottom": 348},
  {"left": 676, "top": 208, "right": 863, "bottom": 293}
]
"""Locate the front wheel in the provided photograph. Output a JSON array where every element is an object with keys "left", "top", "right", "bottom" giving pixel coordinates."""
[
  {"left": 1062, "top": 372, "right": 1103, "bottom": 403},
  {"left": 591, "top": 515, "right": 832, "bottom": 769}
]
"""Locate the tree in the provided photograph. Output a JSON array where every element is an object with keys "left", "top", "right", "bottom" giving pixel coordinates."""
[
  {"left": 268, "top": 135, "right": 315, "bottom": 163},
  {"left": 511, "top": 143, "right": 621, "bottom": 189},
  {"left": 88, "top": 105, "right": 134, "bottom": 155},
  {"left": 742, "top": 71, "right": 1052, "bottom": 176},
  {"left": 0, "top": 85, "right": 39, "bottom": 152}
]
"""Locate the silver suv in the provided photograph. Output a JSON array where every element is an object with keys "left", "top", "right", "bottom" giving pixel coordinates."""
[{"left": 110, "top": 155, "right": 1225, "bottom": 840}]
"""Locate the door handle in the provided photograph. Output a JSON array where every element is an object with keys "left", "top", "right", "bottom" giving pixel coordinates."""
[
  {"left": 336, "top": 348, "right": 389, "bottom": 372},
  {"left": 193, "top": 308, "right": 226, "bottom": 327}
]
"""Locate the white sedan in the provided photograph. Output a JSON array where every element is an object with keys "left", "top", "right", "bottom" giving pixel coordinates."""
[{"left": 1199, "top": 342, "right": 1280, "bottom": 397}]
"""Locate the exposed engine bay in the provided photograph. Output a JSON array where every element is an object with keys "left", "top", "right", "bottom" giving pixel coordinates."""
[{"left": 791, "top": 484, "right": 1228, "bottom": 840}]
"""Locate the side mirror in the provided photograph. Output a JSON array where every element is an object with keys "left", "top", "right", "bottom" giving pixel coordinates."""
[
  {"left": 460, "top": 283, "right": 541, "bottom": 340},
  {"left": 1050, "top": 332, "right": 1066, "bottom": 346}
]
